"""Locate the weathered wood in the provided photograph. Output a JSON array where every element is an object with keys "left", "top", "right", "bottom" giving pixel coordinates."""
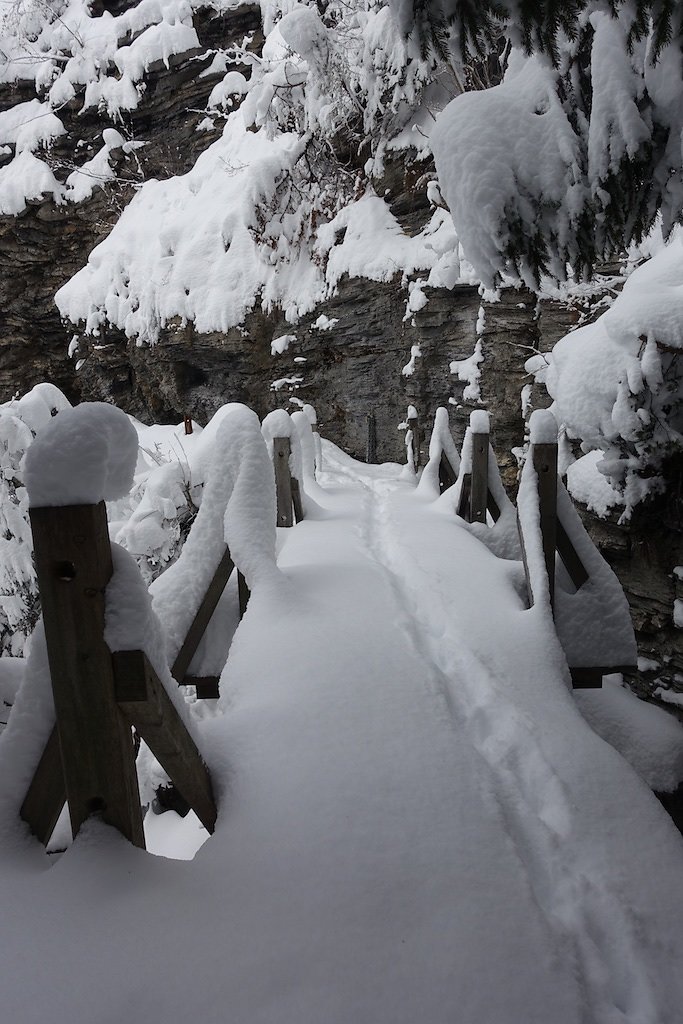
[
  {"left": 487, "top": 489, "right": 501, "bottom": 523},
  {"left": 532, "top": 441, "right": 558, "bottom": 612},
  {"left": 366, "top": 413, "right": 377, "bottom": 464},
  {"left": 407, "top": 413, "right": 421, "bottom": 471},
  {"left": 457, "top": 473, "right": 472, "bottom": 520},
  {"left": 291, "top": 476, "right": 304, "bottom": 524},
  {"left": 517, "top": 508, "right": 533, "bottom": 609},
  {"left": 237, "top": 570, "right": 250, "bottom": 618},
  {"left": 570, "top": 668, "right": 603, "bottom": 689},
  {"left": 171, "top": 545, "right": 235, "bottom": 684},
  {"left": 29, "top": 502, "right": 145, "bottom": 848},
  {"left": 113, "top": 650, "right": 217, "bottom": 833},
  {"left": 438, "top": 452, "right": 458, "bottom": 492},
  {"left": 556, "top": 519, "right": 589, "bottom": 590},
  {"left": 186, "top": 676, "right": 220, "bottom": 700},
  {"left": 470, "top": 433, "right": 489, "bottom": 524},
  {"left": 20, "top": 723, "right": 66, "bottom": 846},
  {"left": 273, "top": 436, "right": 294, "bottom": 528}
]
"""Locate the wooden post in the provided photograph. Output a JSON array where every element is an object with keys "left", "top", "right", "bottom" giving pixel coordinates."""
[
  {"left": 532, "top": 440, "right": 558, "bottom": 611},
  {"left": 273, "top": 436, "right": 294, "bottom": 527},
  {"left": 29, "top": 502, "right": 145, "bottom": 848},
  {"left": 366, "top": 413, "right": 377, "bottom": 464},
  {"left": 183, "top": 415, "right": 193, "bottom": 436},
  {"left": 407, "top": 411, "right": 420, "bottom": 470},
  {"left": 470, "top": 432, "right": 489, "bottom": 524}
]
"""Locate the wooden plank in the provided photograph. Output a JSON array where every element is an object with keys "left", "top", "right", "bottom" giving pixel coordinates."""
[
  {"left": 457, "top": 473, "right": 472, "bottom": 520},
  {"left": 438, "top": 452, "right": 457, "bottom": 492},
  {"left": 113, "top": 650, "right": 217, "bottom": 833},
  {"left": 516, "top": 508, "right": 533, "bottom": 609},
  {"left": 556, "top": 519, "right": 589, "bottom": 590},
  {"left": 171, "top": 545, "right": 235, "bottom": 684},
  {"left": 470, "top": 433, "right": 489, "bottom": 524},
  {"left": 407, "top": 414, "right": 420, "bottom": 471},
  {"left": 532, "top": 442, "right": 558, "bottom": 612},
  {"left": 366, "top": 413, "right": 377, "bottom": 464},
  {"left": 291, "top": 476, "right": 304, "bottom": 524},
  {"left": 29, "top": 502, "right": 145, "bottom": 848},
  {"left": 487, "top": 489, "right": 501, "bottom": 523},
  {"left": 186, "top": 676, "right": 220, "bottom": 699},
  {"left": 237, "top": 570, "right": 250, "bottom": 619},
  {"left": 570, "top": 668, "right": 603, "bottom": 689},
  {"left": 20, "top": 723, "right": 66, "bottom": 846},
  {"left": 273, "top": 436, "right": 294, "bottom": 527}
]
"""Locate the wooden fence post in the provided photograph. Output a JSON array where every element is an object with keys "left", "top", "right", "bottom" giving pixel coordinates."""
[
  {"left": 184, "top": 415, "right": 193, "bottom": 436},
  {"left": 470, "top": 430, "right": 489, "bottom": 524},
  {"left": 28, "top": 502, "right": 145, "bottom": 848},
  {"left": 273, "top": 436, "right": 294, "bottom": 527},
  {"left": 407, "top": 409, "right": 420, "bottom": 470},
  {"left": 532, "top": 438, "right": 558, "bottom": 611},
  {"left": 366, "top": 413, "right": 377, "bottom": 464}
]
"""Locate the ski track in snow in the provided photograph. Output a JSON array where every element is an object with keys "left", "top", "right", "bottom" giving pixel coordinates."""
[{"left": 321, "top": 446, "right": 669, "bottom": 1024}]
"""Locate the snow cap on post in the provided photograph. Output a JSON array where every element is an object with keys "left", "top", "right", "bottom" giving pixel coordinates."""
[
  {"left": 469, "top": 410, "right": 490, "bottom": 434},
  {"left": 24, "top": 402, "right": 138, "bottom": 507},
  {"left": 529, "top": 408, "right": 558, "bottom": 445}
]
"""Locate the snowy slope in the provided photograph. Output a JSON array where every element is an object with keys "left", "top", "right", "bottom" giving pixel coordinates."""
[{"left": 0, "top": 442, "right": 682, "bottom": 1023}]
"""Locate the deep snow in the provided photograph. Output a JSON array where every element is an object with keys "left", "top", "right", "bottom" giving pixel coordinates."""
[{"left": 0, "top": 438, "right": 682, "bottom": 1024}]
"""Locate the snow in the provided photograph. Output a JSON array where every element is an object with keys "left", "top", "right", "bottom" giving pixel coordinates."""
[
  {"left": 417, "top": 406, "right": 460, "bottom": 497},
  {"left": 1, "top": 425, "right": 683, "bottom": 1022},
  {"left": 450, "top": 339, "right": 484, "bottom": 403},
  {"left": 529, "top": 407, "right": 558, "bottom": 444},
  {"left": 566, "top": 450, "right": 624, "bottom": 517},
  {"left": 469, "top": 409, "right": 490, "bottom": 434},
  {"left": 271, "top": 333, "right": 297, "bottom": 355},
  {"left": 23, "top": 402, "right": 138, "bottom": 507},
  {"left": 575, "top": 675, "right": 683, "bottom": 793},
  {"left": 546, "top": 234, "right": 683, "bottom": 510}
]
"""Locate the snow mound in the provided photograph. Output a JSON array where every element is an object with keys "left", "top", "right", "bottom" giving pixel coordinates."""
[{"left": 23, "top": 402, "right": 138, "bottom": 507}]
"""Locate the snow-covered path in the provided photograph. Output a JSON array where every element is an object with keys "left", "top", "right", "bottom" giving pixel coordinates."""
[{"left": 1, "top": 444, "right": 683, "bottom": 1024}]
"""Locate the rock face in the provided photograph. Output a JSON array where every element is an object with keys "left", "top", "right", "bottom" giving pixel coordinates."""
[{"left": 0, "top": 2, "right": 680, "bottom": 704}]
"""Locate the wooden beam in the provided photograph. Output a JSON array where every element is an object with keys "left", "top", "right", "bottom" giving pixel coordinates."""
[
  {"left": 470, "top": 433, "right": 489, "bottom": 524},
  {"left": 457, "top": 474, "right": 472, "bottom": 520},
  {"left": 407, "top": 413, "right": 421, "bottom": 471},
  {"left": 171, "top": 545, "right": 235, "bottom": 684},
  {"left": 113, "top": 650, "right": 217, "bottom": 833},
  {"left": 291, "top": 476, "right": 304, "bottom": 524},
  {"left": 186, "top": 675, "right": 220, "bottom": 699},
  {"left": 438, "top": 452, "right": 458, "bottom": 492},
  {"left": 273, "top": 436, "right": 294, "bottom": 527},
  {"left": 29, "top": 502, "right": 145, "bottom": 848},
  {"left": 20, "top": 723, "right": 66, "bottom": 846},
  {"left": 532, "top": 441, "right": 558, "bottom": 612},
  {"left": 366, "top": 413, "right": 377, "bottom": 464},
  {"left": 556, "top": 519, "right": 589, "bottom": 590},
  {"left": 237, "top": 570, "right": 250, "bottom": 619},
  {"left": 487, "top": 489, "right": 501, "bottom": 523}
]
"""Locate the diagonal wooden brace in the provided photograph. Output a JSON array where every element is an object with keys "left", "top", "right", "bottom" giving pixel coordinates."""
[{"left": 113, "top": 650, "right": 217, "bottom": 834}]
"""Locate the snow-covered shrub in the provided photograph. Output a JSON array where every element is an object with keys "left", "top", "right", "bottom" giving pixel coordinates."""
[
  {"left": 0, "top": 384, "right": 72, "bottom": 657},
  {"left": 545, "top": 233, "right": 683, "bottom": 515}
]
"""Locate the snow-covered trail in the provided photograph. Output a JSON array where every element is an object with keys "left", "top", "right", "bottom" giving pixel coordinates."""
[{"left": 1, "top": 444, "right": 682, "bottom": 1024}]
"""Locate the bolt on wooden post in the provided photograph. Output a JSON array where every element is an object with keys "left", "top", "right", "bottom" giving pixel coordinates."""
[{"left": 28, "top": 501, "right": 145, "bottom": 848}]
